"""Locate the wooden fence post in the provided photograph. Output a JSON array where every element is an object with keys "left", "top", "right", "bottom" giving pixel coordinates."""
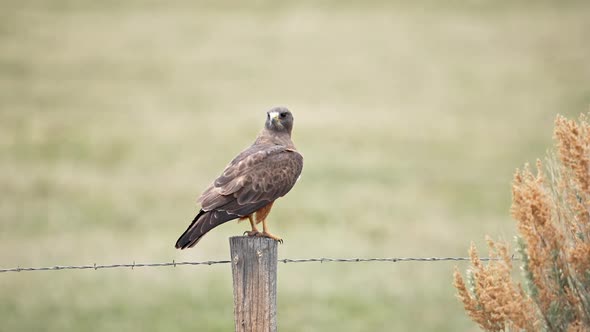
[{"left": 229, "top": 236, "right": 278, "bottom": 332}]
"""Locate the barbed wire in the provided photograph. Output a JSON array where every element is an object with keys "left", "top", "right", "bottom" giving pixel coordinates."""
[
  {"left": 0, "top": 260, "right": 231, "bottom": 273},
  {"left": 0, "top": 256, "right": 514, "bottom": 274}
]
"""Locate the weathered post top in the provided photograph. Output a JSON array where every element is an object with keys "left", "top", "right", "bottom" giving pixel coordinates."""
[{"left": 229, "top": 236, "right": 278, "bottom": 332}]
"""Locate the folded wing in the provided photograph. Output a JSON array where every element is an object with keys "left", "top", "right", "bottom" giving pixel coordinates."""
[{"left": 175, "top": 145, "right": 303, "bottom": 249}]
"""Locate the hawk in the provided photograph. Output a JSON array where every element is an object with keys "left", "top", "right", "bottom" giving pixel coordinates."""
[{"left": 175, "top": 107, "right": 304, "bottom": 249}]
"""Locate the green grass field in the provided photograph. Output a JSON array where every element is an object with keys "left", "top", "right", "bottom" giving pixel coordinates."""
[{"left": 1, "top": 1, "right": 590, "bottom": 331}]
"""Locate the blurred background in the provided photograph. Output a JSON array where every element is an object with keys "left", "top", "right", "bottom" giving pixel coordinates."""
[{"left": 1, "top": 0, "right": 589, "bottom": 331}]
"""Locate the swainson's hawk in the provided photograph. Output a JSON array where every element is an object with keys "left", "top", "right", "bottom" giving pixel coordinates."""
[{"left": 175, "top": 107, "right": 303, "bottom": 249}]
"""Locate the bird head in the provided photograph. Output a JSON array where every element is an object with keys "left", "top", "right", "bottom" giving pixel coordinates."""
[{"left": 265, "top": 107, "right": 294, "bottom": 135}]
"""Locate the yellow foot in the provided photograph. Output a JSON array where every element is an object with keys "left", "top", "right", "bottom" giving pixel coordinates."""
[
  {"left": 256, "top": 231, "right": 283, "bottom": 244},
  {"left": 244, "top": 230, "right": 260, "bottom": 237}
]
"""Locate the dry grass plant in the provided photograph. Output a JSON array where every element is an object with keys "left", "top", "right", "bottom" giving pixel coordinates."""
[{"left": 454, "top": 113, "right": 590, "bottom": 331}]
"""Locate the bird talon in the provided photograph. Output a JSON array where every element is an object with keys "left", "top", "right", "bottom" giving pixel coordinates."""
[
  {"left": 258, "top": 231, "right": 283, "bottom": 243},
  {"left": 244, "top": 230, "right": 260, "bottom": 237}
]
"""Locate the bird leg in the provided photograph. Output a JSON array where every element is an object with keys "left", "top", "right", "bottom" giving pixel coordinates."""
[
  {"left": 258, "top": 219, "right": 283, "bottom": 244},
  {"left": 243, "top": 215, "right": 260, "bottom": 237}
]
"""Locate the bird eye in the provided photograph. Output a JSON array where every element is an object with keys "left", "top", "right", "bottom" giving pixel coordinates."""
[{"left": 280, "top": 112, "right": 287, "bottom": 119}]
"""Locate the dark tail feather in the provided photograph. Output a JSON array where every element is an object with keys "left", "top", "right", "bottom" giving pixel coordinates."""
[{"left": 175, "top": 210, "right": 235, "bottom": 249}]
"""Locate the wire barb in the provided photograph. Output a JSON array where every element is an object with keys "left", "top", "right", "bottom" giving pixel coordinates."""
[{"left": 0, "top": 256, "right": 514, "bottom": 274}]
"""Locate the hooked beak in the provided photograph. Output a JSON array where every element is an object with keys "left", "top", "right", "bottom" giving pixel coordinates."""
[
  {"left": 268, "top": 111, "right": 280, "bottom": 122},
  {"left": 268, "top": 111, "right": 282, "bottom": 128}
]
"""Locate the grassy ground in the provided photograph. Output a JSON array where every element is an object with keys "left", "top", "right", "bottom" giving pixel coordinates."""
[{"left": 1, "top": 1, "right": 590, "bottom": 331}]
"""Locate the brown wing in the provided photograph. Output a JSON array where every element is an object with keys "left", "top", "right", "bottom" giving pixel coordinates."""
[
  {"left": 200, "top": 144, "right": 303, "bottom": 213},
  {"left": 175, "top": 144, "right": 303, "bottom": 249}
]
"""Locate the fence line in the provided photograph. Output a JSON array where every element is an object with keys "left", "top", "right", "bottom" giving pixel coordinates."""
[{"left": 0, "top": 256, "right": 513, "bottom": 274}]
